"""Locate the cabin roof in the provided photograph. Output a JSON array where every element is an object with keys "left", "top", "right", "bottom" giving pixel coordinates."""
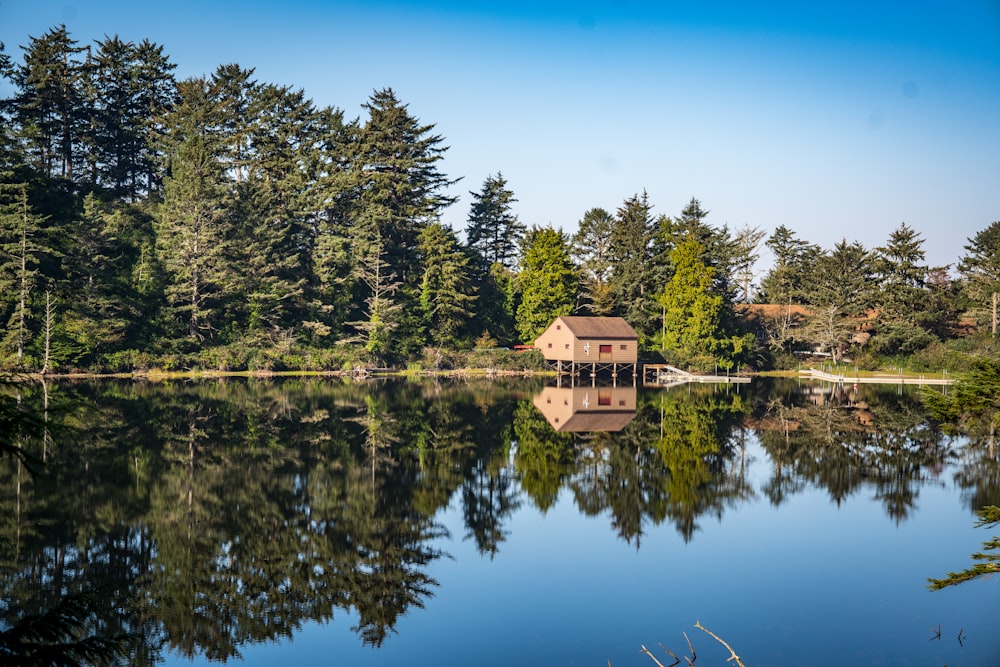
[
  {"left": 555, "top": 316, "right": 637, "bottom": 340},
  {"left": 556, "top": 411, "right": 637, "bottom": 432}
]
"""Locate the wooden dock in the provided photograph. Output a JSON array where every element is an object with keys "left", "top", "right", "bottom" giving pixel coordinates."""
[
  {"left": 643, "top": 364, "right": 751, "bottom": 387},
  {"left": 799, "top": 369, "right": 952, "bottom": 385}
]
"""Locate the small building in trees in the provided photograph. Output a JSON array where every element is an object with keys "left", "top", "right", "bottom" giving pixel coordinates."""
[{"left": 533, "top": 316, "right": 638, "bottom": 379}]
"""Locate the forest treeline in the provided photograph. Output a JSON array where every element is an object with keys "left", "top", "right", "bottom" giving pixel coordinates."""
[{"left": 1, "top": 26, "right": 998, "bottom": 373}]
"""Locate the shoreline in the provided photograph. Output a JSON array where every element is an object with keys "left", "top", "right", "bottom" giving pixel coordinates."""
[
  {"left": 3, "top": 366, "right": 955, "bottom": 386},
  {"left": 7, "top": 367, "right": 549, "bottom": 382}
]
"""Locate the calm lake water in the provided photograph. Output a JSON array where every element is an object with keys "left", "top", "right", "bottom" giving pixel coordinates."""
[{"left": 2, "top": 376, "right": 999, "bottom": 666}]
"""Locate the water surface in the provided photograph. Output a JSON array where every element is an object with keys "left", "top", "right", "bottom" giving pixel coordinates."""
[{"left": 1, "top": 377, "right": 998, "bottom": 666}]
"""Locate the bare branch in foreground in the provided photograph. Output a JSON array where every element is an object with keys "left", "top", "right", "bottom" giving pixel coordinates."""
[
  {"left": 658, "top": 642, "right": 682, "bottom": 666},
  {"left": 694, "top": 621, "right": 746, "bottom": 667},
  {"left": 639, "top": 644, "right": 670, "bottom": 667},
  {"left": 616, "top": 622, "right": 744, "bottom": 667}
]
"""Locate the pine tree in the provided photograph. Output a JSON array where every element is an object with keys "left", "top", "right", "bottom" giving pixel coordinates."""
[
  {"left": 872, "top": 223, "right": 934, "bottom": 354},
  {"left": 731, "top": 224, "right": 765, "bottom": 304},
  {"left": 516, "top": 226, "right": 577, "bottom": 343},
  {"left": 350, "top": 88, "right": 457, "bottom": 283},
  {"left": 88, "top": 35, "right": 176, "bottom": 199},
  {"left": 58, "top": 193, "right": 143, "bottom": 363},
  {"left": 156, "top": 132, "right": 231, "bottom": 342},
  {"left": 657, "top": 239, "right": 725, "bottom": 367},
  {"left": 417, "top": 223, "right": 477, "bottom": 346},
  {"left": 571, "top": 207, "right": 615, "bottom": 316},
  {"left": 465, "top": 173, "right": 524, "bottom": 270},
  {"left": 9, "top": 25, "right": 88, "bottom": 180},
  {"left": 348, "top": 233, "right": 402, "bottom": 361},
  {"left": 959, "top": 221, "right": 1000, "bottom": 336},
  {"left": 131, "top": 39, "right": 177, "bottom": 195},
  {"left": 308, "top": 106, "right": 357, "bottom": 341},
  {"left": 0, "top": 41, "right": 11, "bottom": 79},
  {"left": 804, "top": 240, "right": 875, "bottom": 317},
  {"left": 875, "top": 223, "right": 927, "bottom": 318},
  {"left": 470, "top": 262, "right": 519, "bottom": 347},
  {"left": 758, "top": 225, "right": 820, "bottom": 304},
  {"left": 671, "top": 197, "right": 735, "bottom": 297},
  {"left": 232, "top": 81, "right": 324, "bottom": 336},
  {"left": 0, "top": 185, "right": 48, "bottom": 363},
  {"left": 608, "top": 192, "right": 655, "bottom": 339},
  {"left": 347, "top": 89, "right": 457, "bottom": 354}
]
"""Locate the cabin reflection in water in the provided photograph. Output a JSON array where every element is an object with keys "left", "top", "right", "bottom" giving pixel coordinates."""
[{"left": 532, "top": 385, "right": 637, "bottom": 432}]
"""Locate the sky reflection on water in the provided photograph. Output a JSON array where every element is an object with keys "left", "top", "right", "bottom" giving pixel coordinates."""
[{"left": 223, "top": 380, "right": 1000, "bottom": 666}]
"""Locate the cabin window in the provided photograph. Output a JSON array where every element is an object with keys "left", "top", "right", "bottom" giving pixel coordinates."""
[
  {"left": 556, "top": 325, "right": 561, "bottom": 330},
  {"left": 547, "top": 343, "right": 552, "bottom": 348},
  {"left": 620, "top": 344, "right": 628, "bottom": 350},
  {"left": 598, "top": 389, "right": 612, "bottom": 406},
  {"left": 565, "top": 343, "right": 570, "bottom": 349},
  {"left": 599, "top": 344, "right": 612, "bottom": 360},
  {"left": 619, "top": 399, "right": 627, "bottom": 406}
]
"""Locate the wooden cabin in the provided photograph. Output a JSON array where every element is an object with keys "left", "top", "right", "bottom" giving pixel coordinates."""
[
  {"left": 533, "top": 386, "right": 637, "bottom": 432},
  {"left": 533, "top": 316, "right": 638, "bottom": 377}
]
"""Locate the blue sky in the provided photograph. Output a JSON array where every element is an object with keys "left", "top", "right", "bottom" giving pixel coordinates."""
[{"left": 2, "top": 0, "right": 998, "bottom": 272}]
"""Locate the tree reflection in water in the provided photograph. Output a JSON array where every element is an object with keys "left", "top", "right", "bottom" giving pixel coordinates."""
[
  {"left": 0, "top": 376, "right": 988, "bottom": 662},
  {"left": 751, "top": 379, "right": 961, "bottom": 523}
]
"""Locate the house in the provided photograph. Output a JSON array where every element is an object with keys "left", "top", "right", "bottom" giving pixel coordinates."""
[
  {"left": 533, "top": 316, "right": 638, "bottom": 376},
  {"left": 532, "top": 385, "right": 637, "bottom": 432}
]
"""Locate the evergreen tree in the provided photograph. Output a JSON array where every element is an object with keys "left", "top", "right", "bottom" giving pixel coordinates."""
[
  {"left": 690, "top": 200, "right": 735, "bottom": 295},
  {"left": 8, "top": 26, "right": 88, "bottom": 180},
  {"left": 656, "top": 238, "right": 753, "bottom": 370},
  {"left": 658, "top": 197, "right": 736, "bottom": 301},
  {"left": 155, "top": 132, "right": 232, "bottom": 342},
  {"left": 875, "top": 223, "right": 927, "bottom": 319},
  {"left": 516, "top": 226, "right": 578, "bottom": 343},
  {"left": 279, "top": 97, "right": 353, "bottom": 343},
  {"left": 350, "top": 88, "right": 457, "bottom": 283},
  {"left": 804, "top": 240, "right": 875, "bottom": 317},
  {"left": 0, "top": 185, "right": 48, "bottom": 363},
  {"left": 232, "top": 81, "right": 325, "bottom": 337},
  {"left": 571, "top": 207, "right": 615, "bottom": 316},
  {"left": 927, "top": 505, "right": 1000, "bottom": 591},
  {"left": 310, "top": 218, "right": 354, "bottom": 341},
  {"left": 608, "top": 192, "right": 655, "bottom": 340},
  {"left": 731, "top": 224, "right": 765, "bottom": 304},
  {"left": 465, "top": 173, "right": 524, "bottom": 270},
  {"left": 348, "top": 233, "right": 402, "bottom": 361},
  {"left": 417, "top": 223, "right": 477, "bottom": 346},
  {"left": 58, "top": 193, "right": 144, "bottom": 364},
  {"left": 789, "top": 239, "right": 877, "bottom": 362},
  {"left": 131, "top": 39, "right": 178, "bottom": 195},
  {"left": 347, "top": 89, "right": 457, "bottom": 354},
  {"left": 210, "top": 63, "right": 257, "bottom": 181},
  {"left": 922, "top": 356, "right": 1000, "bottom": 432},
  {"left": 674, "top": 198, "right": 715, "bottom": 246},
  {"left": 0, "top": 41, "right": 11, "bottom": 80},
  {"left": 921, "top": 266, "right": 961, "bottom": 340},
  {"left": 657, "top": 239, "right": 725, "bottom": 367},
  {"left": 959, "top": 221, "right": 1000, "bottom": 336},
  {"left": 88, "top": 35, "right": 176, "bottom": 199},
  {"left": 758, "top": 225, "right": 820, "bottom": 304},
  {"left": 471, "top": 262, "right": 519, "bottom": 347},
  {"left": 872, "top": 223, "right": 935, "bottom": 354}
]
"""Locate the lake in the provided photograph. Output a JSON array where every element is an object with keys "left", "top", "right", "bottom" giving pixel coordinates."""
[{"left": 1, "top": 376, "right": 998, "bottom": 666}]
